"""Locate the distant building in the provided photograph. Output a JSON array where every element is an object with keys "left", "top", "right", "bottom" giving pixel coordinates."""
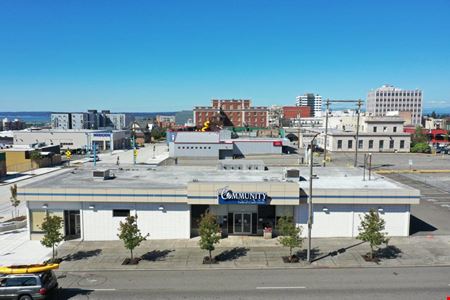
[
  {"left": 0, "top": 145, "right": 61, "bottom": 173},
  {"left": 14, "top": 129, "right": 131, "bottom": 153},
  {"left": 424, "top": 117, "right": 447, "bottom": 130},
  {"left": 318, "top": 115, "right": 410, "bottom": 153},
  {"left": 51, "top": 110, "right": 134, "bottom": 130},
  {"left": 51, "top": 113, "right": 72, "bottom": 130},
  {"left": 296, "top": 93, "right": 322, "bottom": 117},
  {"left": 366, "top": 84, "right": 422, "bottom": 125},
  {"left": 193, "top": 99, "right": 269, "bottom": 128},
  {"left": 156, "top": 115, "right": 176, "bottom": 129},
  {"left": 0, "top": 118, "right": 26, "bottom": 131},
  {"left": 282, "top": 106, "right": 311, "bottom": 119}
]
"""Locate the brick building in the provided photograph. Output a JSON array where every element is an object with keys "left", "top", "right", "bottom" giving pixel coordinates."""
[
  {"left": 282, "top": 106, "right": 311, "bottom": 119},
  {"left": 194, "top": 99, "right": 269, "bottom": 128}
]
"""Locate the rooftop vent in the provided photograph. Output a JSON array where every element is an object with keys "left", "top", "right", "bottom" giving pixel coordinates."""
[
  {"left": 286, "top": 169, "right": 300, "bottom": 178},
  {"left": 93, "top": 169, "right": 114, "bottom": 180}
]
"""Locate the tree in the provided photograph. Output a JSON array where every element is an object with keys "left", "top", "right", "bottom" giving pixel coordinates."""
[
  {"left": 29, "top": 150, "right": 42, "bottom": 168},
  {"left": 277, "top": 216, "right": 303, "bottom": 261},
  {"left": 198, "top": 212, "right": 221, "bottom": 263},
  {"left": 431, "top": 111, "right": 437, "bottom": 118},
  {"left": 9, "top": 184, "right": 20, "bottom": 218},
  {"left": 357, "top": 209, "right": 389, "bottom": 260},
  {"left": 117, "top": 215, "right": 148, "bottom": 260},
  {"left": 40, "top": 215, "right": 64, "bottom": 261},
  {"left": 411, "top": 126, "right": 427, "bottom": 145},
  {"left": 411, "top": 142, "right": 431, "bottom": 153}
]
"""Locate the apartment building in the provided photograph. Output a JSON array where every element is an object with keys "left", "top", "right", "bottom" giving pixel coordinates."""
[
  {"left": 193, "top": 99, "right": 269, "bottom": 128},
  {"left": 296, "top": 93, "right": 322, "bottom": 117},
  {"left": 51, "top": 110, "right": 134, "bottom": 130},
  {"left": 366, "top": 84, "right": 422, "bottom": 125}
]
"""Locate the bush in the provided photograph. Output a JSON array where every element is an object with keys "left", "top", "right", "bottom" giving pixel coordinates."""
[{"left": 411, "top": 142, "right": 431, "bottom": 153}]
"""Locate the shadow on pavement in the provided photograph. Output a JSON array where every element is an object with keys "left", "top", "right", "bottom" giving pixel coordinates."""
[
  {"left": 55, "top": 288, "right": 94, "bottom": 299},
  {"left": 216, "top": 247, "right": 249, "bottom": 262},
  {"left": 296, "top": 247, "right": 321, "bottom": 261},
  {"left": 62, "top": 249, "right": 102, "bottom": 261},
  {"left": 376, "top": 245, "right": 402, "bottom": 259},
  {"left": 410, "top": 215, "right": 437, "bottom": 235},
  {"left": 141, "top": 249, "right": 174, "bottom": 261},
  {"left": 312, "top": 241, "right": 365, "bottom": 262}
]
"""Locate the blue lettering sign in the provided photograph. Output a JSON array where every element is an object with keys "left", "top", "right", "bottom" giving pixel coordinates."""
[{"left": 218, "top": 188, "right": 268, "bottom": 205}]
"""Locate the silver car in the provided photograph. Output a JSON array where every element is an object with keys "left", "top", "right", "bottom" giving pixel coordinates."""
[{"left": 0, "top": 271, "right": 58, "bottom": 300}]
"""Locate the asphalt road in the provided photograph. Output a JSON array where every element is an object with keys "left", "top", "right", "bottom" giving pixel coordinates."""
[{"left": 55, "top": 267, "right": 450, "bottom": 299}]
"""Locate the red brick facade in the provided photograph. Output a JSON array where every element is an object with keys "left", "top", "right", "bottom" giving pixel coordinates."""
[
  {"left": 282, "top": 106, "right": 311, "bottom": 119},
  {"left": 194, "top": 99, "right": 269, "bottom": 128}
]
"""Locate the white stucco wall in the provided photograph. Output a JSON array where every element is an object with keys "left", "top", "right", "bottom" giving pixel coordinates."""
[{"left": 295, "top": 204, "right": 410, "bottom": 237}]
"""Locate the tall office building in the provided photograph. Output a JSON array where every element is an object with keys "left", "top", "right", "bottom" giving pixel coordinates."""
[
  {"left": 366, "top": 84, "right": 422, "bottom": 125},
  {"left": 296, "top": 93, "right": 322, "bottom": 117}
]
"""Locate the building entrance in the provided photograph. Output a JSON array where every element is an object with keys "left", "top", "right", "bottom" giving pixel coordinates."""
[
  {"left": 64, "top": 210, "right": 81, "bottom": 240},
  {"left": 233, "top": 213, "right": 252, "bottom": 234}
]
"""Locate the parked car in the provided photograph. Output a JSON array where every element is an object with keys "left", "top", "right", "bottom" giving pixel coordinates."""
[
  {"left": 88, "top": 154, "right": 100, "bottom": 162},
  {"left": 0, "top": 271, "right": 58, "bottom": 299}
]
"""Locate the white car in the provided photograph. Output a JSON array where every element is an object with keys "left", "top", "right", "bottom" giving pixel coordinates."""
[{"left": 88, "top": 155, "right": 100, "bottom": 162}]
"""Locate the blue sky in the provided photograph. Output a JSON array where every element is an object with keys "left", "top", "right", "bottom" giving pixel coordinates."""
[{"left": 1, "top": 0, "right": 449, "bottom": 112}]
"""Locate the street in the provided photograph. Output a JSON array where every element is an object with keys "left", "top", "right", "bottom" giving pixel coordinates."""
[{"left": 56, "top": 267, "right": 450, "bottom": 299}]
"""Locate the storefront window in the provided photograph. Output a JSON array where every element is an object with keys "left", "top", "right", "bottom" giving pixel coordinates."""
[{"left": 30, "top": 210, "right": 64, "bottom": 233}]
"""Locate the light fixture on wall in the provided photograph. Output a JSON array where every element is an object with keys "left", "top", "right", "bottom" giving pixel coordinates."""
[
  {"left": 158, "top": 205, "right": 165, "bottom": 211},
  {"left": 322, "top": 207, "right": 329, "bottom": 213},
  {"left": 89, "top": 204, "right": 95, "bottom": 209},
  {"left": 42, "top": 204, "right": 48, "bottom": 209}
]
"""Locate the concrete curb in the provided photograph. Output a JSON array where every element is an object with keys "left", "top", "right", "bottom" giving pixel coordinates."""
[{"left": 56, "top": 263, "right": 450, "bottom": 273}]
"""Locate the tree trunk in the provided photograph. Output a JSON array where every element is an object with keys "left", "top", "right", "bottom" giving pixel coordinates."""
[
  {"left": 130, "top": 249, "right": 133, "bottom": 260},
  {"left": 209, "top": 250, "right": 212, "bottom": 262},
  {"left": 52, "top": 244, "right": 55, "bottom": 260},
  {"left": 369, "top": 244, "right": 373, "bottom": 260},
  {"left": 289, "top": 247, "right": 293, "bottom": 260}
]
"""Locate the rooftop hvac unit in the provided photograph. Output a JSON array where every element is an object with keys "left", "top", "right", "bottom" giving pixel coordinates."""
[
  {"left": 93, "top": 169, "right": 112, "bottom": 180},
  {"left": 286, "top": 169, "right": 300, "bottom": 178}
]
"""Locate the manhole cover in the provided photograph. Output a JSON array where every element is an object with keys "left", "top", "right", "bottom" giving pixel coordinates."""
[{"left": 77, "top": 274, "right": 107, "bottom": 287}]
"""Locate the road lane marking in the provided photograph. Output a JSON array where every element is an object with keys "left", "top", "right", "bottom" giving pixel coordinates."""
[
  {"left": 256, "top": 286, "right": 306, "bottom": 290},
  {"left": 91, "top": 289, "right": 116, "bottom": 291}
]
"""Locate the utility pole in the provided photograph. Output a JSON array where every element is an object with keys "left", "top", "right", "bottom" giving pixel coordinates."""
[
  {"left": 93, "top": 142, "right": 97, "bottom": 168},
  {"left": 132, "top": 135, "right": 136, "bottom": 165},
  {"left": 323, "top": 99, "right": 330, "bottom": 167},
  {"left": 354, "top": 99, "right": 362, "bottom": 167},
  {"left": 307, "top": 132, "right": 320, "bottom": 263}
]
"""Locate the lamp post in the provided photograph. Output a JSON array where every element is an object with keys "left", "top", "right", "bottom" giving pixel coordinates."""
[
  {"left": 323, "top": 99, "right": 330, "bottom": 167},
  {"left": 354, "top": 99, "right": 363, "bottom": 167},
  {"left": 307, "top": 132, "right": 320, "bottom": 263}
]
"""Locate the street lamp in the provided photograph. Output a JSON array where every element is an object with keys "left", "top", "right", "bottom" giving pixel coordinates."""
[{"left": 307, "top": 132, "right": 320, "bottom": 263}]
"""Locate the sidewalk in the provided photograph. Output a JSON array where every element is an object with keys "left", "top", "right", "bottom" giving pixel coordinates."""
[
  {"left": 56, "top": 235, "right": 450, "bottom": 271},
  {"left": 0, "top": 166, "right": 64, "bottom": 185},
  {"left": 0, "top": 229, "right": 52, "bottom": 265}
]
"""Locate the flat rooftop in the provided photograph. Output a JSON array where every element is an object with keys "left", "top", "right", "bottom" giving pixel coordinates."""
[{"left": 23, "top": 164, "right": 414, "bottom": 192}]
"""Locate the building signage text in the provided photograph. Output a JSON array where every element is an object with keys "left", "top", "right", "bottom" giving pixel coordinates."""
[{"left": 218, "top": 188, "right": 268, "bottom": 205}]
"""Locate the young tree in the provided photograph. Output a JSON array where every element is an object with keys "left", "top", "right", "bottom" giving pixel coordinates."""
[
  {"left": 9, "top": 184, "right": 20, "bottom": 218},
  {"left": 411, "top": 126, "right": 427, "bottom": 145},
  {"left": 40, "top": 215, "right": 64, "bottom": 261},
  {"left": 277, "top": 216, "right": 303, "bottom": 262},
  {"left": 29, "top": 150, "right": 42, "bottom": 168},
  {"left": 357, "top": 209, "right": 389, "bottom": 260},
  {"left": 198, "top": 212, "right": 221, "bottom": 263},
  {"left": 117, "top": 215, "right": 148, "bottom": 260}
]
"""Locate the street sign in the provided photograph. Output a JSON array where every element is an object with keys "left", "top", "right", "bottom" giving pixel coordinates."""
[
  {"left": 65, "top": 150, "right": 72, "bottom": 160},
  {"left": 133, "top": 149, "right": 138, "bottom": 157}
]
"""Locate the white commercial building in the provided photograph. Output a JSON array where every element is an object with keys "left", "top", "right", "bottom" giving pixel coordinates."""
[
  {"left": 296, "top": 93, "right": 323, "bottom": 117},
  {"left": 20, "top": 165, "right": 419, "bottom": 241},
  {"left": 366, "top": 84, "right": 423, "bottom": 125},
  {"left": 13, "top": 129, "right": 131, "bottom": 153}
]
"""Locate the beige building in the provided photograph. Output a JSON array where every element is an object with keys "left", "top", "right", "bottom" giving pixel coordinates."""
[
  {"left": 319, "top": 116, "right": 410, "bottom": 153},
  {"left": 0, "top": 145, "right": 61, "bottom": 173}
]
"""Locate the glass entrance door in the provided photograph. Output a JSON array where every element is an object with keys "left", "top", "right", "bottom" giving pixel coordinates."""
[{"left": 233, "top": 213, "right": 252, "bottom": 234}]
